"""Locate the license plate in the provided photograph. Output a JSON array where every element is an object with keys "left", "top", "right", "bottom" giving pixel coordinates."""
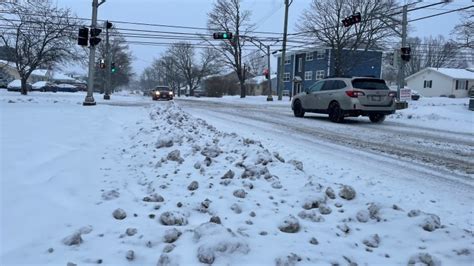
[{"left": 371, "top": 95, "right": 381, "bottom": 101}]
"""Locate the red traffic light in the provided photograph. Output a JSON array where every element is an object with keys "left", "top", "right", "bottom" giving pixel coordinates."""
[{"left": 342, "top": 12, "right": 361, "bottom": 27}]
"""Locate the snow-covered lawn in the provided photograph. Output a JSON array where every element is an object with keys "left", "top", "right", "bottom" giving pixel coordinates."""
[{"left": 1, "top": 90, "right": 473, "bottom": 265}]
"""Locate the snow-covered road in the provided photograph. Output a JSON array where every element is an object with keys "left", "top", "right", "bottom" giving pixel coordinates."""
[{"left": 177, "top": 98, "right": 474, "bottom": 183}]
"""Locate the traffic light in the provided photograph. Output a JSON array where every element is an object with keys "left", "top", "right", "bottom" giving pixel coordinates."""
[
  {"left": 77, "top": 27, "right": 89, "bottom": 46},
  {"left": 342, "top": 12, "right": 362, "bottom": 27},
  {"left": 263, "top": 68, "right": 269, "bottom": 79},
  {"left": 111, "top": 62, "right": 117, "bottom": 73},
  {"left": 106, "top": 20, "right": 113, "bottom": 29},
  {"left": 400, "top": 47, "right": 411, "bottom": 62},
  {"left": 99, "top": 59, "right": 106, "bottom": 69},
  {"left": 89, "top": 28, "right": 102, "bottom": 46},
  {"left": 213, "top": 32, "right": 233, "bottom": 40}
]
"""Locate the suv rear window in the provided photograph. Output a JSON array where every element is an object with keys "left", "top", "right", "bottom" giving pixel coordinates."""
[{"left": 352, "top": 79, "right": 389, "bottom": 90}]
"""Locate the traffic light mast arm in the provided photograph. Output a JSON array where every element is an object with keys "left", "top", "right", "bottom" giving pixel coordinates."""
[{"left": 241, "top": 36, "right": 270, "bottom": 55}]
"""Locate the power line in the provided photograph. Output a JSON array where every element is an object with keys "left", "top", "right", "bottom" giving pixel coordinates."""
[
  {"left": 288, "top": 1, "right": 460, "bottom": 36},
  {"left": 409, "top": 5, "right": 473, "bottom": 22}
]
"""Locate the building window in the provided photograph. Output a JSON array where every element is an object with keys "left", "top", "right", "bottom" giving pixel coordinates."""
[
  {"left": 455, "top": 80, "right": 468, "bottom": 90},
  {"left": 305, "top": 52, "right": 313, "bottom": 61},
  {"left": 423, "top": 80, "right": 432, "bottom": 88},
  {"left": 316, "top": 49, "right": 325, "bottom": 60},
  {"left": 283, "top": 72, "right": 290, "bottom": 82},
  {"left": 315, "top": 70, "right": 325, "bottom": 80},
  {"left": 304, "top": 71, "right": 312, "bottom": 81},
  {"left": 298, "top": 58, "right": 303, "bottom": 72},
  {"left": 284, "top": 56, "right": 291, "bottom": 65}
]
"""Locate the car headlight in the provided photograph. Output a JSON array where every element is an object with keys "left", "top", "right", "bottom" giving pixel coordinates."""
[
  {"left": 155, "top": 91, "right": 160, "bottom": 95},
  {"left": 169, "top": 91, "right": 173, "bottom": 95}
]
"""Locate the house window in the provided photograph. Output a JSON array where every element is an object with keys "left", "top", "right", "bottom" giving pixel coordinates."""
[
  {"left": 304, "top": 71, "right": 313, "bottom": 81},
  {"left": 305, "top": 52, "right": 314, "bottom": 61},
  {"left": 316, "top": 49, "right": 325, "bottom": 60},
  {"left": 423, "top": 80, "right": 432, "bottom": 88},
  {"left": 298, "top": 58, "right": 303, "bottom": 72},
  {"left": 283, "top": 72, "right": 290, "bottom": 82},
  {"left": 284, "top": 56, "right": 291, "bottom": 65},
  {"left": 455, "top": 80, "right": 468, "bottom": 90},
  {"left": 315, "top": 70, "right": 325, "bottom": 80}
]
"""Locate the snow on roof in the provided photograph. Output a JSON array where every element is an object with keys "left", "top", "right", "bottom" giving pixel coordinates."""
[
  {"left": 31, "top": 69, "right": 49, "bottom": 77},
  {"left": 7, "top": 79, "right": 21, "bottom": 87},
  {"left": 429, "top": 68, "right": 474, "bottom": 80},
  {"left": 52, "top": 73, "right": 75, "bottom": 81},
  {"left": 32, "top": 81, "right": 49, "bottom": 89},
  {"left": 32, "top": 69, "right": 48, "bottom": 76},
  {"left": 0, "top": 60, "right": 16, "bottom": 68}
]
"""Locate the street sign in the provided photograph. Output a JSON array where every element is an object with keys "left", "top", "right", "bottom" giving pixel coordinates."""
[{"left": 399, "top": 88, "right": 411, "bottom": 102}]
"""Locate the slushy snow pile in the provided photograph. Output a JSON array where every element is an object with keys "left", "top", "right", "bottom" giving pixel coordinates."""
[{"left": 1, "top": 93, "right": 473, "bottom": 265}]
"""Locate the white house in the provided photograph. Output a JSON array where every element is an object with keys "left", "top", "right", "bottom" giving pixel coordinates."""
[{"left": 405, "top": 68, "right": 474, "bottom": 98}]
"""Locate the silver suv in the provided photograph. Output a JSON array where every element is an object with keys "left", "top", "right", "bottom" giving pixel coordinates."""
[{"left": 291, "top": 77, "right": 397, "bottom": 123}]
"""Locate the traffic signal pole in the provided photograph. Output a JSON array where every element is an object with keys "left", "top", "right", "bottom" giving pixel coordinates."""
[
  {"left": 278, "top": 0, "right": 290, "bottom": 101},
  {"left": 83, "top": 0, "right": 99, "bottom": 106},
  {"left": 397, "top": 4, "right": 408, "bottom": 101},
  {"left": 104, "top": 21, "right": 111, "bottom": 100},
  {"left": 266, "top": 45, "right": 273, "bottom": 101}
]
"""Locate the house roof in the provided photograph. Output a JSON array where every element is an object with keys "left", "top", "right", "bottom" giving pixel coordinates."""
[
  {"left": 406, "top": 67, "right": 474, "bottom": 81},
  {"left": 52, "top": 72, "right": 75, "bottom": 81},
  {"left": 31, "top": 69, "right": 49, "bottom": 77}
]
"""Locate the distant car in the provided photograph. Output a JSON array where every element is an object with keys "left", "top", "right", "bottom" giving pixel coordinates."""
[
  {"left": 56, "top": 83, "right": 78, "bottom": 92},
  {"left": 411, "top": 90, "right": 421, "bottom": 101},
  {"left": 32, "top": 81, "right": 58, "bottom": 92},
  {"left": 7, "top": 79, "right": 32, "bottom": 91},
  {"left": 152, "top": 86, "right": 174, "bottom": 101},
  {"left": 291, "top": 77, "right": 397, "bottom": 123}
]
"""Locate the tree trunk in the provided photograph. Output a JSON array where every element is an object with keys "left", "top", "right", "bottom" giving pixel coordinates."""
[{"left": 20, "top": 77, "right": 28, "bottom": 95}]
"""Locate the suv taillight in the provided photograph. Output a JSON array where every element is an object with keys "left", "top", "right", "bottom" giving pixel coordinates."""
[
  {"left": 345, "top": 90, "right": 365, "bottom": 98},
  {"left": 388, "top": 91, "right": 397, "bottom": 97}
]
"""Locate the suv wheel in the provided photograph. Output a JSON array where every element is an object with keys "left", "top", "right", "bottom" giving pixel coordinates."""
[
  {"left": 293, "top": 100, "right": 305, "bottom": 117},
  {"left": 328, "top": 102, "right": 344, "bottom": 123},
  {"left": 369, "top": 113, "right": 386, "bottom": 123}
]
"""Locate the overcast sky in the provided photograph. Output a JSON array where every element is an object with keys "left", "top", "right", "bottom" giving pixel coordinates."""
[{"left": 55, "top": 0, "right": 473, "bottom": 76}]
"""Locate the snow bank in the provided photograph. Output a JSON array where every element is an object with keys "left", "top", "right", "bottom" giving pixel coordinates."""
[{"left": 1, "top": 92, "right": 473, "bottom": 265}]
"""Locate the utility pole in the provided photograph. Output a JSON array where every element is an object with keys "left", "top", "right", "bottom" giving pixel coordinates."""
[
  {"left": 278, "top": 0, "right": 290, "bottom": 101},
  {"left": 83, "top": 0, "right": 105, "bottom": 106},
  {"left": 266, "top": 45, "right": 273, "bottom": 101},
  {"left": 397, "top": 4, "right": 408, "bottom": 101},
  {"left": 104, "top": 21, "right": 111, "bottom": 100}
]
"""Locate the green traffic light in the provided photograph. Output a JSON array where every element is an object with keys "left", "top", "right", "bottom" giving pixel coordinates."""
[{"left": 223, "top": 33, "right": 228, "bottom": 39}]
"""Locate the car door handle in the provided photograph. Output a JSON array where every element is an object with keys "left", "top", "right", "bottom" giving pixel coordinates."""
[{"left": 327, "top": 93, "right": 333, "bottom": 96}]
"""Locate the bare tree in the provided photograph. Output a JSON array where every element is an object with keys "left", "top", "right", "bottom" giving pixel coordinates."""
[
  {"left": 0, "top": 0, "right": 81, "bottom": 95},
  {"left": 452, "top": 9, "right": 473, "bottom": 49},
  {"left": 168, "top": 42, "right": 220, "bottom": 96},
  {"left": 405, "top": 35, "right": 461, "bottom": 76},
  {"left": 245, "top": 51, "right": 265, "bottom": 76},
  {"left": 207, "top": 0, "right": 255, "bottom": 98},
  {"left": 296, "top": 0, "right": 399, "bottom": 76},
  {"left": 96, "top": 30, "right": 134, "bottom": 92},
  {"left": 140, "top": 55, "right": 185, "bottom": 95}
]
